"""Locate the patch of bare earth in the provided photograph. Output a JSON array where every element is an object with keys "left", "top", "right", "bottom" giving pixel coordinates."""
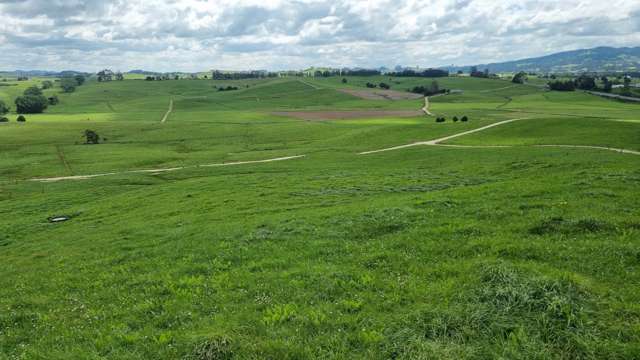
[
  {"left": 272, "top": 110, "right": 424, "bottom": 121},
  {"left": 338, "top": 89, "right": 423, "bottom": 100}
]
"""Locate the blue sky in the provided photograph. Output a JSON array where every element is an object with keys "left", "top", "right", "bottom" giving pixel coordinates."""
[{"left": 1, "top": 0, "right": 639, "bottom": 72}]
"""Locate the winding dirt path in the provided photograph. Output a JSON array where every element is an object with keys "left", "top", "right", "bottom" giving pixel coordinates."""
[
  {"left": 29, "top": 155, "right": 306, "bottom": 182},
  {"left": 160, "top": 99, "right": 174, "bottom": 123},
  {"left": 422, "top": 97, "right": 433, "bottom": 116}
]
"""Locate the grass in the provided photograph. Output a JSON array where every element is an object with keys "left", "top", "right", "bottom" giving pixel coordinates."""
[{"left": 1, "top": 75, "right": 639, "bottom": 359}]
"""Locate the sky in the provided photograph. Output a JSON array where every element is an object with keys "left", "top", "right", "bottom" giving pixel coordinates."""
[{"left": 1, "top": 0, "right": 639, "bottom": 72}]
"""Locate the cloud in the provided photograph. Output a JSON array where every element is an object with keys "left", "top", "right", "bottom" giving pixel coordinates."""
[{"left": 0, "top": 0, "right": 639, "bottom": 71}]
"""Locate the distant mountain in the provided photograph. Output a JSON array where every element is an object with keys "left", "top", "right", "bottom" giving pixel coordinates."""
[
  {"left": 446, "top": 46, "right": 640, "bottom": 74},
  {"left": 0, "top": 70, "right": 87, "bottom": 77}
]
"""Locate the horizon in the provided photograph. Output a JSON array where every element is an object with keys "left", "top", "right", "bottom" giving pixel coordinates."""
[{"left": 1, "top": 0, "right": 639, "bottom": 73}]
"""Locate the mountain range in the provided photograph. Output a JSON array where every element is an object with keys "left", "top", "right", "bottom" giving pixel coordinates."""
[{"left": 446, "top": 46, "right": 640, "bottom": 74}]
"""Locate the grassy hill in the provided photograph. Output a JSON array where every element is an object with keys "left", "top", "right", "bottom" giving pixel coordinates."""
[{"left": 1, "top": 75, "right": 639, "bottom": 359}]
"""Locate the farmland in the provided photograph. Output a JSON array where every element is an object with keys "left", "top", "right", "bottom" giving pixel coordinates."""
[{"left": 1, "top": 75, "right": 639, "bottom": 359}]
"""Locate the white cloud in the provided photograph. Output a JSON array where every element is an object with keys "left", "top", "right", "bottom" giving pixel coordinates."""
[{"left": 0, "top": 0, "right": 638, "bottom": 71}]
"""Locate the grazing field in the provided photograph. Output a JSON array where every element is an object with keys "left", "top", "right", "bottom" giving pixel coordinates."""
[{"left": 1, "top": 75, "right": 639, "bottom": 359}]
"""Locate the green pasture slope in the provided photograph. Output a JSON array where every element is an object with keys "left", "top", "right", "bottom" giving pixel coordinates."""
[{"left": 1, "top": 75, "right": 639, "bottom": 359}]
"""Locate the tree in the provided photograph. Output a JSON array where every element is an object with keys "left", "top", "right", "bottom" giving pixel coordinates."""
[
  {"left": 623, "top": 76, "right": 632, "bottom": 89},
  {"left": 512, "top": 71, "right": 527, "bottom": 84},
  {"left": 436, "top": 117, "right": 446, "bottom": 123},
  {"left": 42, "top": 80, "right": 54, "bottom": 89},
  {"left": 0, "top": 99, "right": 9, "bottom": 115},
  {"left": 17, "top": 115, "right": 26, "bottom": 122},
  {"left": 115, "top": 72, "right": 125, "bottom": 81},
  {"left": 75, "top": 74, "right": 86, "bottom": 85},
  {"left": 97, "top": 69, "right": 114, "bottom": 82},
  {"left": 453, "top": 116, "right": 459, "bottom": 122},
  {"left": 15, "top": 95, "right": 48, "bottom": 113},
  {"left": 84, "top": 130, "right": 100, "bottom": 144},
  {"left": 601, "top": 77, "right": 612, "bottom": 93},
  {"left": 342, "top": 78, "right": 347, "bottom": 84},
  {"left": 60, "top": 77, "right": 77, "bottom": 93},
  {"left": 379, "top": 82, "right": 390, "bottom": 89},
  {"left": 24, "top": 86, "right": 43, "bottom": 96},
  {"left": 575, "top": 74, "right": 596, "bottom": 90},
  {"left": 48, "top": 95, "right": 59, "bottom": 105},
  {"left": 429, "top": 80, "right": 439, "bottom": 95},
  {"left": 461, "top": 116, "right": 468, "bottom": 122}
]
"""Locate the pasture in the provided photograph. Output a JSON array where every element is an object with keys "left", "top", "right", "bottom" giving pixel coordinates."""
[{"left": 1, "top": 75, "right": 639, "bottom": 359}]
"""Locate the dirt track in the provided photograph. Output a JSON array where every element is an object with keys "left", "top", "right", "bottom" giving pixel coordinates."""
[
  {"left": 29, "top": 155, "right": 306, "bottom": 182},
  {"left": 161, "top": 99, "right": 174, "bottom": 123},
  {"left": 272, "top": 110, "right": 424, "bottom": 121}
]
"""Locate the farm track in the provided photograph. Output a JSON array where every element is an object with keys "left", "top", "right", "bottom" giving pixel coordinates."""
[
  {"left": 359, "top": 118, "right": 640, "bottom": 156},
  {"left": 160, "top": 99, "right": 174, "bottom": 123},
  {"left": 29, "top": 155, "right": 306, "bottom": 182},
  {"left": 55, "top": 145, "right": 73, "bottom": 174},
  {"left": 298, "top": 79, "right": 322, "bottom": 90}
]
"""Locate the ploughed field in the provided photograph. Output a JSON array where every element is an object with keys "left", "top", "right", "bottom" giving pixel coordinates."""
[{"left": 1, "top": 75, "right": 639, "bottom": 359}]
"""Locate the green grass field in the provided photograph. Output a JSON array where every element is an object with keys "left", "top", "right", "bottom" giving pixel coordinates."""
[{"left": 1, "top": 75, "right": 639, "bottom": 359}]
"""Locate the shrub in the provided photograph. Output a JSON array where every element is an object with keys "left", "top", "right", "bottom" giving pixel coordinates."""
[
  {"left": 342, "top": 78, "right": 347, "bottom": 84},
  {"left": 461, "top": 116, "right": 468, "bottom": 122},
  {"left": 60, "top": 77, "right": 77, "bottom": 93},
  {"left": 0, "top": 117, "right": 8, "bottom": 122},
  {"left": 48, "top": 95, "right": 59, "bottom": 105},
  {"left": 0, "top": 99, "right": 9, "bottom": 115},
  {"left": 84, "top": 129, "right": 100, "bottom": 144},
  {"left": 379, "top": 82, "right": 390, "bottom": 89},
  {"left": 42, "top": 80, "right": 54, "bottom": 89},
  {"left": 366, "top": 82, "right": 377, "bottom": 88},
  {"left": 16, "top": 115, "right": 25, "bottom": 122},
  {"left": 436, "top": 117, "right": 445, "bottom": 123},
  {"left": 24, "top": 86, "right": 43, "bottom": 96},
  {"left": 15, "top": 95, "right": 48, "bottom": 113},
  {"left": 453, "top": 116, "right": 459, "bottom": 122}
]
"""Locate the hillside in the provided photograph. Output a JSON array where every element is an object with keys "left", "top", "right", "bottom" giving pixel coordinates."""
[{"left": 447, "top": 46, "right": 640, "bottom": 73}]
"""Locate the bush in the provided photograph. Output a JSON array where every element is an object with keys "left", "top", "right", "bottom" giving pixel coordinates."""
[
  {"left": 0, "top": 117, "right": 8, "bottom": 122},
  {"left": 453, "top": 116, "right": 459, "bottom": 122},
  {"left": 342, "top": 78, "right": 347, "bottom": 84},
  {"left": 16, "top": 115, "right": 25, "bottom": 122},
  {"left": 60, "top": 77, "right": 77, "bottom": 93},
  {"left": 436, "top": 117, "right": 446, "bottom": 123},
  {"left": 0, "top": 99, "right": 9, "bottom": 115},
  {"left": 84, "top": 129, "right": 100, "bottom": 144},
  {"left": 461, "top": 116, "right": 468, "bottom": 122},
  {"left": 366, "top": 82, "right": 377, "bottom": 88},
  {"left": 379, "top": 82, "right": 390, "bottom": 89},
  {"left": 15, "top": 95, "right": 48, "bottom": 114},
  {"left": 24, "top": 86, "right": 43, "bottom": 96},
  {"left": 48, "top": 95, "right": 59, "bottom": 105},
  {"left": 42, "top": 80, "right": 54, "bottom": 89}
]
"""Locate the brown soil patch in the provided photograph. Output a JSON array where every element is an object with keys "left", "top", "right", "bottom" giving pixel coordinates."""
[
  {"left": 339, "top": 89, "right": 423, "bottom": 100},
  {"left": 273, "top": 110, "right": 424, "bottom": 121}
]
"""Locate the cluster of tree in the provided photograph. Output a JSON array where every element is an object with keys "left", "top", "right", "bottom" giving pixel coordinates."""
[
  {"left": 340, "top": 69, "right": 380, "bottom": 76},
  {"left": 511, "top": 71, "right": 527, "bottom": 84},
  {"left": 0, "top": 100, "right": 9, "bottom": 115},
  {"left": 17, "top": 76, "right": 29, "bottom": 81},
  {"left": 470, "top": 66, "right": 490, "bottom": 78},
  {"left": 547, "top": 74, "right": 620, "bottom": 92},
  {"left": 388, "top": 69, "right": 449, "bottom": 78},
  {"left": 409, "top": 81, "right": 448, "bottom": 96},
  {"left": 217, "top": 86, "right": 239, "bottom": 91},
  {"left": 211, "top": 70, "right": 277, "bottom": 80},
  {"left": 548, "top": 80, "right": 576, "bottom": 91},
  {"left": 436, "top": 115, "right": 468, "bottom": 123},
  {"left": 96, "top": 70, "right": 123, "bottom": 82},
  {"left": 14, "top": 86, "right": 49, "bottom": 113}
]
